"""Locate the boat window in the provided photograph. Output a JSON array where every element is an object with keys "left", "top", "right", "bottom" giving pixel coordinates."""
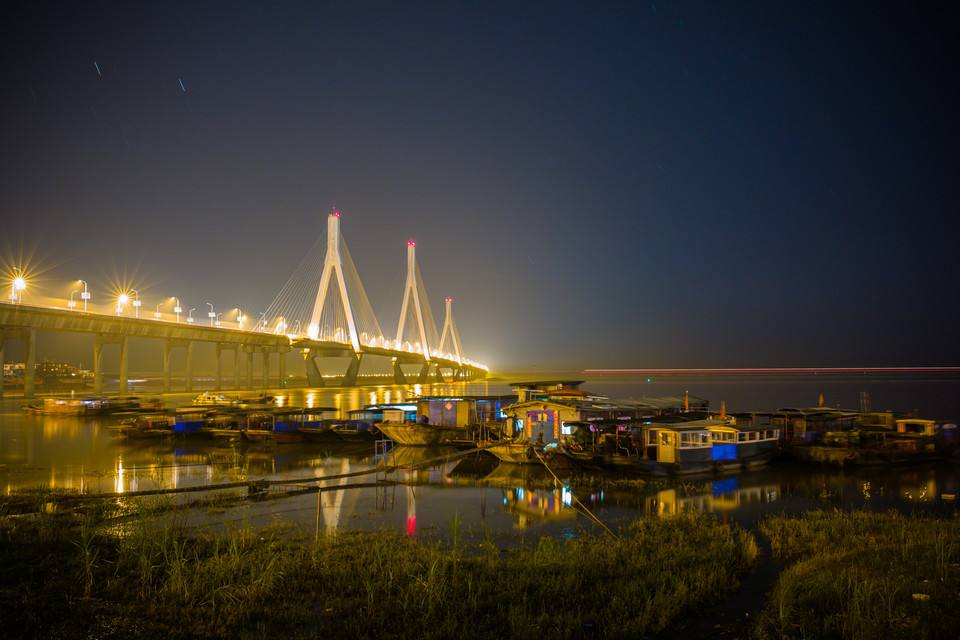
[
  {"left": 648, "top": 431, "right": 659, "bottom": 445},
  {"left": 737, "top": 432, "right": 747, "bottom": 442}
]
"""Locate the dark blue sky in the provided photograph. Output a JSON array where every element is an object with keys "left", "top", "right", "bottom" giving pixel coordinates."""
[{"left": 2, "top": 1, "right": 957, "bottom": 370}]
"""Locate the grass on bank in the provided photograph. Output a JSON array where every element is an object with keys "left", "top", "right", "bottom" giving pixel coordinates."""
[
  {"left": 754, "top": 510, "right": 960, "bottom": 640},
  {"left": 0, "top": 507, "right": 756, "bottom": 639}
]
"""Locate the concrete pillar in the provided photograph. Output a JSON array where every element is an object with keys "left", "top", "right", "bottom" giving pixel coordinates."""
[
  {"left": 261, "top": 351, "right": 269, "bottom": 389},
  {"left": 162, "top": 340, "right": 172, "bottom": 393},
  {"left": 215, "top": 344, "right": 223, "bottom": 391},
  {"left": 117, "top": 335, "right": 129, "bottom": 394},
  {"left": 234, "top": 349, "right": 241, "bottom": 390},
  {"left": 23, "top": 329, "right": 36, "bottom": 398},
  {"left": 343, "top": 353, "right": 363, "bottom": 387},
  {"left": 393, "top": 360, "right": 407, "bottom": 385},
  {"left": 0, "top": 334, "right": 5, "bottom": 399},
  {"left": 246, "top": 351, "right": 254, "bottom": 389},
  {"left": 278, "top": 351, "right": 286, "bottom": 387},
  {"left": 305, "top": 350, "right": 324, "bottom": 388},
  {"left": 435, "top": 365, "right": 446, "bottom": 383},
  {"left": 185, "top": 341, "right": 194, "bottom": 393},
  {"left": 416, "top": 362, "right": 431, "bottom": 384},
  {"left": 93, "top": 337, "right": 104, "bottom": 394}
]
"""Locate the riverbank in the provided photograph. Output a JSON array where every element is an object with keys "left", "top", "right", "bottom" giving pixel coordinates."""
[
  {"left": 0, "top": 506, "right": 755, "bottom": 639},
  {"left": 755, "top": 510, "right": 960, "bottom": 639}
]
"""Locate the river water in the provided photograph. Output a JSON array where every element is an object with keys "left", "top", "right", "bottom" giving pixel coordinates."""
[{"left": 1, "top": 379, "right": 958, "bottom": 545}]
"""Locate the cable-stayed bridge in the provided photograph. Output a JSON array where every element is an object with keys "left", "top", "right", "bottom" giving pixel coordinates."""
[{"left": 0, "top": 209, "right": 487, "bottom": 398}]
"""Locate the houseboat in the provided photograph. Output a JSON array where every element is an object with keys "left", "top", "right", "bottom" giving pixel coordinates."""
[
  {"left": 377, "top": 396, "right": 506, "bottom": 446},
  {"left": 25, "top": 396, "right": 105, "bottom": 415},
  {"left": 172, "top": 407, "right": 212, "bottom": 436},
  {"left": 294, "top": 408, "right": 342, "bottom": 441},
  {"left": 244, "top": 408, "right": 308, "bottom": 444},
  {"left": 705, "top": 423, "right": 780, "bottom": 470},
  {"left": 202, "top": 408, "right": 248, "bottom": 440}
]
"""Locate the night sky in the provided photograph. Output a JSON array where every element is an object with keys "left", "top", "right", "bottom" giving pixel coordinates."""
[{"left": 2, "top": 2, "right": 958, "bottom": 372}]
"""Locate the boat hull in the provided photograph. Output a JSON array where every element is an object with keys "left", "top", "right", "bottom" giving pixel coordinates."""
[
  {"left": 378, "top": 422, "right": 465, "bottom": 446},
  {"left": 486, "top": 442, "right": 542, "bottom": 465}
]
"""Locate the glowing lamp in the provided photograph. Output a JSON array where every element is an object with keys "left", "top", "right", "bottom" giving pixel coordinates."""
[{"left": 13, "top": 277, "right": 26, "bottom": 292}]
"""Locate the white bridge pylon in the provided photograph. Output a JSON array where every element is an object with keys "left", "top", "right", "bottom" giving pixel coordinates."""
[
  {"left": 307, "top": 209, "right": 383, "bottom": 353},
  {"left": 395, "top": 241, "right": 439, "bottom": 361},
  {"left": 438, "top": 297, "right": 463, "bottom": 364}
]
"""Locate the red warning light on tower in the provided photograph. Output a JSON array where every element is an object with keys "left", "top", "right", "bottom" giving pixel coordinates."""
[{"left": 330, "top": 207, "right": 341, "bottom": 218}]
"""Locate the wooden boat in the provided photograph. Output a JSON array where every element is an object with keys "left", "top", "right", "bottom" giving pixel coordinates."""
[
  {"left": 330, "top": 421, "right": 379, "bottom": 442},
  {"left": 202, "top": 408, "right": 246, "bottom": 440},
  {"left": 485, "top": 440, "right": 545, "bottom": 465},
  {"left": 108, "top": 413, "right": 174, "bottom": 439},
  {"left": 377, "top": 421, "right": 466, "bottom": 446},
  {"left": 25, "top": 396, "right": 105, "bottom": 415}
]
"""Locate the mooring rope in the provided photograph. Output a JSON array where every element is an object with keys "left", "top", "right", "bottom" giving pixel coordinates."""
[{"left": 535, "top": 450, "right": 619, "bottom": 539}]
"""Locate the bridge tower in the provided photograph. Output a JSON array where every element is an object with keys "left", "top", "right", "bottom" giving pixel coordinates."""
[
  {"left": 395, "top": 241, "right": 433, "bottom": 361},
  {"left": 438, "top": 297, "right": 463, "bottom": 364},
  {"left": 309, "top": 209, "right": 361, "bottom": 353}
]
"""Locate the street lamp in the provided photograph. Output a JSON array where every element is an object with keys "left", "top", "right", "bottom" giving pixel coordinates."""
[
  {"left": 68, "top": 290, "right": 78, "bottom": 310},
  {"left": 79, "top": 280, "right": 91, "bottom": 312},
  {"left": 237, "top": 308, "right": 245, "bottom": 330},
  {"left": 173, "top": 297, "right": 182, "bottom": 323},
  {"left": 187, "top": 307, "right": 196, "bottom": 323},
  {"left": 154, "top": 302, "right": 162, "bottom": 319},
  {"left": 215, "top": 312, "right": 222, "bottom": 327},
  {"left": 10, "top": 275, "right": 26, "bottom": 304},
  {"left": 131, "top": 290, "right": 141, "bottom": 319},
  {"left": 117, "top": 293, "right": 129, "bottom": 316},
  {"left": 258, "top": 312, "right": 266, "bottom": 332},
  {"left": 206, "top": 302, "right": 215, "bottom": 326}
]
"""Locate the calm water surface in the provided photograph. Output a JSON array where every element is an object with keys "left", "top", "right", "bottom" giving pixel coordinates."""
[{"left": 1, "top": 380, "right": 958, "bottom": 544}]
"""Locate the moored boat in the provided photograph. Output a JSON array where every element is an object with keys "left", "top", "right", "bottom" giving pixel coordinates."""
[
  {"left": 108, "top": 413, "right": 174, "bottom": 439},
  {"left": 244, "top": 408, "right": 306, "bottom": 444}
]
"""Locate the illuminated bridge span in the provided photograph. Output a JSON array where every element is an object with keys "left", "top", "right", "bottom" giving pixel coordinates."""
[{"left": 0, "top": 209, "right": 487, "bottom": 397}]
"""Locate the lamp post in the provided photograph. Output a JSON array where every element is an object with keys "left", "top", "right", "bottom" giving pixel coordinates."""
[
  {"left": 215, "top": 312, "right": 222, "bottom": 328},
  {"left": 258, "top": 312, "right": 266, "bottom": 332},
  {"left": 187, "top": 307, "right": 196, "bottom": 323},
  {"left": 79, "top": 280, "right": 91, "bottom": 312},
  {"left": 173, "top": 298, "right": 182, "bottom": 323},
  {"left": 155, "top": 302, "right": 162, "bottom": 319},
  {"left": 237, "top": 308, "right": 245, "bottom": 331},
  {"left": 117, "top": 293, "right": 129, "bottom": 316},
  {"left": 206, "top": 302, "right": 215, "bottom": 327},
  {"left": 131, "top": 290, "right": 141, "bottom": 319},
  {"left": 68, "top": 290, "right": 78, "bottom": 310}
]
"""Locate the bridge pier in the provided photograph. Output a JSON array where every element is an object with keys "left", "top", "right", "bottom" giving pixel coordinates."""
[
  {"left": 434, "top": 365, "right": 446, "bottom": 384},
  {"left": 184, "top": 341, "right": 194, "bottom": 393},
  {"left": 304, "top": 349, "right": 324, "bottom": 388},
  {"left": 22, "top": 329, "right": 36, "bottom": 398},
  {"left": 162, "top": 340, "right": 172, "bottom": 393},
  {"left": 215, "top": 344, "right": 223, "bottom": 391},
  {"left": 93, "top": 336, "right": 104, "bottom": 394},
  {"left": 278, "top": 350, "right": 287, "bottom": 387},
  {"left": 417, "top": 363, "right": 432, "bottom": 384},
  {"left": 0, "top": 332, "right": 4, "bottom": 399},
  {"left": 392, "top": 359, "right": 407, "bottom": 385},
  {"left": 246, "top": 350, "right": 254, "bottom": 389},
  {"left": 234, "top": 349, "right": 241, "bottom": 390},
  {"left": 343, "top": 354, "right": 363, "bottom": 387},
  {"left": 261, "top": 351, "right": 269, "bottom": 389},
  {"left": 117, "top": 335, "right": 129, "bottom": 394}
]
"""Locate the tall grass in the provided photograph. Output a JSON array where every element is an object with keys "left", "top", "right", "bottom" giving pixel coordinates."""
[
  {"left": 0, "top": 508, "right": 756, "bottom": 639},
  {"left": 754, "top": 510, "right": 960, "bottom": 640}
]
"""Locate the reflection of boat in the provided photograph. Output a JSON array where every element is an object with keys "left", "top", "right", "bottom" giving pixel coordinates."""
[
  {"left": 295, "top": 408, "right": 340, "bottom": 442},
  {"left": 389, "top": 445, "right": 459, "bottom": 468},
  {"left": 504, "top": 487, "right": 577, "bottom": 528}
]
